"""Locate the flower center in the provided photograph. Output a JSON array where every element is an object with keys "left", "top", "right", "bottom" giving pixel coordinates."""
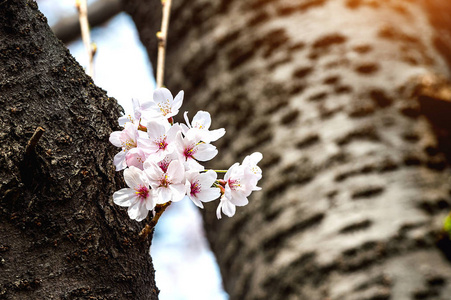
[
  {"left": 135, "top": 185, "right": 149, "bottom": 200},
  {"left": 159, "top": 175, "right": 171, "bottom": 188},
  {"left": 190, "top": 180, "right": 201, "bottom": 197},
  {"left": 123, "top": 138, "right": 137, "bottom": 150},
  {"left": 157, "top": 136, "right": 168, "bottom": 150},
  {"left": 228, "top": 179, "right": 241, "bottom": 191},
  {"left": 158, "top": 160, "right": 170, "bottom": 173},
  {"left": 157, "top": 100, "right": 171, "bottom": 116},
  {"left": 183, "top": 145, "right": 196, "bottom": 160}
]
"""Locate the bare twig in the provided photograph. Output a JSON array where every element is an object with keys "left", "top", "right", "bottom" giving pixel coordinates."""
[
  {"left": 139, "top": 201, "right": 172, "bottom": 240},
  {"left": 75, "top": 0, "right": 96, "bottom": 78},
  {"left": 25, "top": 127, "right": 45, "bottom": 155},
  {"left": 52, "top": 0, "right": 122, "bottom": 44},
  {"left": 156, "top": 0, "right": 172, "bottom": 88}
]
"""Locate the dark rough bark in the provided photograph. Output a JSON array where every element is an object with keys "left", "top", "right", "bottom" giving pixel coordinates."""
[
  {"left": 123, "top": 0, "right": 451, "bottom": 299},
  {"left": 0, "top": 1, "right": 157, "bottom": 299}
]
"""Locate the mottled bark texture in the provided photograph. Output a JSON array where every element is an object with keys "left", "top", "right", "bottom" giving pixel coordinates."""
[
  {"left": 0, "top": 1, "right": 158, "bottom": 299},
  {"left": 123, "top": 0, "right": 451, "bottom": 299}
]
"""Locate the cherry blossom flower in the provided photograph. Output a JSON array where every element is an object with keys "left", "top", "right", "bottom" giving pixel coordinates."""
[
  {"left": 175, "top": 131, "right": 218, "bottom": 171},
  {"left": 109, "top": 122, "right": 143, "bottom": 171},
  {"left": 185, "top": 170, "right": 220, "bottom": 208},
  {"left": 182, "top": 111, "right": 225, "bottom": 143},
  {"left": 141, "top": 88, "right": 184, "bottom": 120},
  {"left": 223, "top": 163, "right": 253, "bottom": 206},
  {"left": 216, "top": 153, "right": 263, "bottom": 219},
  {"left": 139, "top": 120, "right": 180, "bottom": 161},
  {"left": 113, "top": 166, "right": 155, "bottom": 221},
  {"left": 125, "top": 147, "right": 147, "bottom": 170},
  {"left": 145, "top": 158, "right": 186, "bottom": 204},
  {"left": 118, "top": 98, "right": 143, "bottom": 126}
]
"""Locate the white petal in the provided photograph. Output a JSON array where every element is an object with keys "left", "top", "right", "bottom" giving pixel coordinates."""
[
  {"left": 222, "top": 199, "right": 236, "bottom": 217},
  {"left": 128, "top": 200, "right": 148, "bottom": 221},
  {"left": 231, "top": 194, "right": 249, "bottom": 206},
  {"left": 157, "top": 187, "right": 172, "bottom": 204},
  {"left": 189, "top": 195, "right": 204, "bottom": 209},
  {"left": 248, "top": 152, "right": 263, "bottom": 164},
  {"left": 124, "top": 166, "right": 145, "bottom": 188},
  {"left": 167, "top": 160, "right": 185, "bottom": 183},
  {"left": 185, "top": 159, "right": 205, "bottom": 172},
  {"left": 153, "top": 87, "right": 173, "bottom": 103},
  {"left": 183, "top": 111, "right": 192, "bottom": 129},
  {"left": 113, "top": 151, "right": 127, "bottom": 171},
  {"left": 194, "top": 143, "right": 218, "bottom": 161},
  {"left": 224, "top": 163, "right": 240, "bottom": 181},
  {"left": 109, "top": 131, "right": 123, "bottom": 147},
  {"left": 204, "top": 128, "right": 225, "bottom": 143},
  {"left": 180, "top": 123, "right": 190, "bottom": 135},
  {"left": 198, "top": 187, "right": 220, "bottom": 203},
  {"left": 145, "top": 192, "right": 157, "bottom": 211},
  {"left": 113, "top": 188, "right": 136, "bottom": 207},
  {"left": 199, "top": 170, "right": 217, "bottom": 185},
  {"left": 172, "top": 90, "right": 184, "bottom": 112},
  {"left": 216, "top": 202, "right": 223, "bottom": 219},
  {"left": 192, "top": 111, "right": 211, "bottom": 129},
  {"left": 118, "top": 115, "right": 133, "bottom": 126},
  {"left": 144, "top": 161, "right": 164, "bottom": 184},
  {"left": 166, "top": 123, "right": 182, "bottom": 142},
  {"left": 170, "top": 184, "right": 187, "bottom": 202},
  {"left": 147, "top": 120, "right": 168, "bottom": 139}
]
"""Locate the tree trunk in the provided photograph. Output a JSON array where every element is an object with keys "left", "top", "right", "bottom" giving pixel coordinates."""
[
  {"left": 0, "top": 1, "right": 158, "bottom": 299},
  {"left": 123, "top": 0, "right": 451, "bottom": 299}
]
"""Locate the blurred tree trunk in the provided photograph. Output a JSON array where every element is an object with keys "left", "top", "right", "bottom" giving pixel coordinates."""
[
  {"left": 123, "top": 0, "right": 451, "bottom": 299},
  {"left": 0, "top": 1, "right": 158, "bottom": 299}
]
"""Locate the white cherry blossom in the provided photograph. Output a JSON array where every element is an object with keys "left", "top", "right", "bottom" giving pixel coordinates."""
[
  {"left": 141, "top": 87, "right": 184, "bottom": 120},
  {"left": 118, "top": 98, "right": 143, "bottom": 126},
  {"left": 113, "top": 166, "right": 155, "bottom": 221},
  {"left": 139, "top": 120, "right": 180, "bottom": 161},
  {"left": 185, "top": 170, "right": 220, "bottom": 208},
  {"left": 175, "top": 131, "right": 218, "bottom": 171},
  {"left": 109, "top": 122, "right": 143, "bottom": 171},
  {"left": 182, "top": 111, "right": 225, "bottom": 143},
  {"left": 223, "top": 163, "right": 253, "bottom": 207},
  {"left": 145, "top": 158, "right": 186, "bottom": 204}
]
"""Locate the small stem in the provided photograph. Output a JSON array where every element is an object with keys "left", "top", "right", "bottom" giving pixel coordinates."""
[
  {"left": 213, "top": 170, "right": 228, "bottom": 173},
  {"left": 139, "top": 201, "right": 172, "bottom": 240},
  {"left": 25, "top": 127, "right": 45, "bottom": 155},
  {"left": 156, "top": 0, "right": 172, "bottom": 88},
  {"left": 76, "top": 0, "right": 95, "bottom": 78}
]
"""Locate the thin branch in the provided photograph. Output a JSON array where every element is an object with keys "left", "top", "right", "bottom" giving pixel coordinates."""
[
  {"left": 139, "top": 201, "right": 172, "bottom": 240},
  {"left": 156, "top": 0, "right": 172, "bottom": 88},
  {"left": 52, "top": 0, "right": 122, "bottom": 44},
  {"left": 76, "top": 0, "right": 96, "bottom": 78}
]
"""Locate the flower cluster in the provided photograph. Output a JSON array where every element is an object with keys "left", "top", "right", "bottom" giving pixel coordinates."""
[{"left": 110, "top": 88, "right": 262, "bottom": 221}]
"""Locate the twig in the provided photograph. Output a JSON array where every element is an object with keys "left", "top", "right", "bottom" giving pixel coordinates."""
[
  {"left": 156, "top": 0, "right": 173, "bottom": 88},
  {"left": 75, "top": 0, "right": 96, "bottom": 78},
  {"left": 25, "top": 127, "right": 45, "bottom": 155},
  {"left": 52, "top": 0, "right": 121, "bottom": 44},
  {"left": 139, "top": 201, "right": 172, "bottom": 240}
]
